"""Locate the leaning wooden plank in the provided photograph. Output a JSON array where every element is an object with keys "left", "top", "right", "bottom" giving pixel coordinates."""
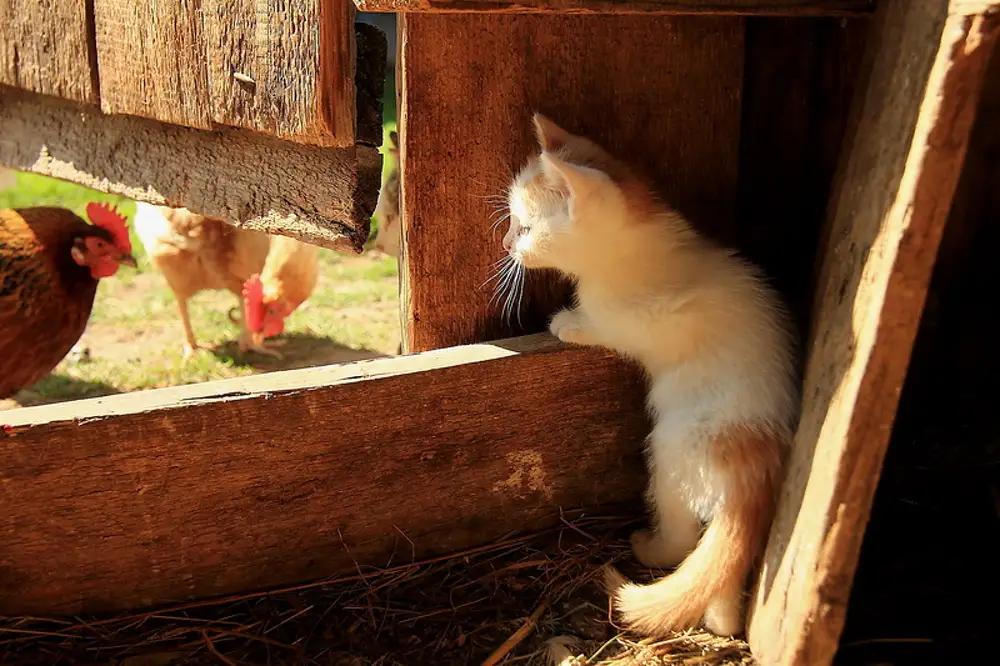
[
  {"left": 92, "top": 0, "right": 213, "bottom": 129},
  {"left": 355, "top": 0, "right": 871, "bottom": 15},
  {"left": 0, "top": 334, "right": 648, "bottom": 616},
  {"left": 747, "top": 3, "right": 1000, "bottom": 665},
  {"left": 0, "top": 88, "right": 379, "bottom": 253},
  {"left": 0, "top": 0, "right": 97, "bottom": 104},
  {"left": 398, "top": 14, "right": 744, "bottom": 352},
  {"left": 204, "top": 0, "right": 356, "bottom": 147}
]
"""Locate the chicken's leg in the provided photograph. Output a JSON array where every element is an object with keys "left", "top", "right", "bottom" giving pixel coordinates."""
[{"left": 177, "top": 297, "right": 202, "bottom": 360}]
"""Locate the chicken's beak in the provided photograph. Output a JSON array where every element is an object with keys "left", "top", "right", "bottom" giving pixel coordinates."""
[
  {"left": 251, "top": 331, "right": 264, "bottom": 347},
  {"left": 117, "top": 253, "right": 138, "bottom": 269}
]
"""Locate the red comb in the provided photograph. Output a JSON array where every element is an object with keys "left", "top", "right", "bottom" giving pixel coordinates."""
[
  {"left": 86, "top": 202, "right": 132, "bottom": 253},
  {"left": 242, "top": 274, "right": 264, "bottom": 332}
]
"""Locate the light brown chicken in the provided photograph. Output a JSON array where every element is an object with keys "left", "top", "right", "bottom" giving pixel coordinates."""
[{"left": 133, "top": 202, "right": 278, "bottom": 358}]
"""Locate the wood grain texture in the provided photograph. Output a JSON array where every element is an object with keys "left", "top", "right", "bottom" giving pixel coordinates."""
[
  {"left": 355, "top": 0, "right": 872, "bottom": 16},
  {"left": 0, "top": 89, "right": 378, "bottom": 253},
  {"left": 0, "top": 0, "right": 98, "bottom": 104},
  {"left": 204, "top": 0, "right": 356, "bottom": 147},
  {"left": 398, "top": 14, "right": 744, "bottom": 352},
  {"left": 354, "top": 21, "right": 388, "bottom": 146},
  {"left": 0, "top": 334, "right": 649, "bottom": 616},
  {"left": 747, "top": 3, "right": 1000, "bottom": 665},
  {"left": 736, "top": 17, "right": 869, "bottom": 338},
  {"left": 93, "top": 0, "right": 213, "bottom": 129}
]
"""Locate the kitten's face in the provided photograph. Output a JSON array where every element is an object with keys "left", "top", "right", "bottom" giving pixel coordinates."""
[
  {"left": 503, "top": 157, "right": 570, "bottom": 269},
  {"left": 503, "top": 114, "right": 629, "bottom": 274}
]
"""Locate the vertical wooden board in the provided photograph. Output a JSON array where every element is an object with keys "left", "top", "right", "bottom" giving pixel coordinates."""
[
  {"left": 0, "top": 0, "right": 97, "bottom": 103},
  {"left": 204, "top": 0, "right": 356, "bottom": 147},
  {"left": 399, "top": 14, "right": 744, "bottom": 352},
  {"left": 93, "top": 0, "right": 213, "bottom": 129},
  {"left": 747, "top": 3, "right": 1000, "bottom": 665},
  {"left": 736, "top": 16, "right": 868, "bottom": 337}
]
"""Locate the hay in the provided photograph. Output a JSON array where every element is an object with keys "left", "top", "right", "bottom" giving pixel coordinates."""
[{"left": 0, "top": 514, "right": 752, "bottom": 666}]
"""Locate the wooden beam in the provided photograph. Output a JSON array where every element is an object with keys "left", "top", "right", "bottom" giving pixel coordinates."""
[
  {"left": 93, "top": 0, "right": 214, "bottom": 129},
  {"left": 398, "top": 14, "right": 745, "bottom": 352},
  {"left": 0, "top": 88, "right": 378, "bottom": 253},
  {"left": 0, "top": 334, "right": 648, "bottom": 616},
  {"left": 0, "top": 0, "right": 98, "bottom": 104},
  {"left": 203, "top": 0, "right": 357, "bottom": 147},
  {"left": 747, "top": 2, "right": 1000, "bottom": 665},
  {"left": 356, "top": 0, "right": 872, "bottom": 16}
]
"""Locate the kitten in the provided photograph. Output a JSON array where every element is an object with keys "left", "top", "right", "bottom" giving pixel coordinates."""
[
  {"left": 373, "top": 131, "right": 401, "bottom": 257},
  {"left": 502, "top": 114, "right": 799, "bottom": 637}
]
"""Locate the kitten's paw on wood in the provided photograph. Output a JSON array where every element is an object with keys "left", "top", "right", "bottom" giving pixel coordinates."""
[{"left": 550, "top": 308, "right": 593, "bottom": 345}]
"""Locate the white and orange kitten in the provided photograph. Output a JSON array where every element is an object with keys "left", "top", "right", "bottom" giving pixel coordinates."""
[{"left": 502, "top": 114, "right": 799, "bottom": 637}]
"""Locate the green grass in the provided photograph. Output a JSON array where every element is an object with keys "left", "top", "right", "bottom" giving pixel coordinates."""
[{"left": 1, "top": 85, "right": 402, "bottom": 409}]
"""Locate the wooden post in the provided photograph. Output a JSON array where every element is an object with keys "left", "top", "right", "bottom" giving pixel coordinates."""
[{"left": 747, "top": 2, "right": 1000, "bottom": 664}]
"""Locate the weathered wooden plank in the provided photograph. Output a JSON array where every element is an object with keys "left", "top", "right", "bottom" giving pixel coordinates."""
[
  {"left": 356, "top": 0, "right": 872, "bottom": 16},
  {"left": 93, "top": 0, "right": 213, "bottom": 129},
  {"left": 354, "top": 21, "right": 388, "bottom": 147},
  {"left": 747, "top": 3, "right": 1000, "bottom": 665},
  {"left": 736, "top": 16, "right": 869, "bottom": 336},
  {"left": 0, "top": 0, "right": 98, "bottom": 104},
  {"left": 398, "top": 14, "right": 744, "bottom": 352},
  {"left": 0, "top": 88, "right": 378, "bottom": 253},
  {"left": 0, "top": 334, "right": 648, "bottom": 616},
  {"left": 204, "top": 0, "right": 356, "bottom": 147}
]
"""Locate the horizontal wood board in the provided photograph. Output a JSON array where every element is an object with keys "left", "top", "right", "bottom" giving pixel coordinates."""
[
  {"left": 746, "top": 2, "right": 1000, "bottom": 665},
  {"left": 0, "top": 0, "right": 97, "bottom": 104},
  {"left": 0, "top": 334, "right": 650, "bottom": 616},
  {"left": 0, "top": 88, "right": 378, "bottom": 253},
  {"left": 355, "top": 0, "right": 872, "bottom": 15},
  {"left": 399, "top": 14, "right": 744, "bottom": 352},
  {"left": 203, "top": 0, "right": 356, "bottom": 147}
]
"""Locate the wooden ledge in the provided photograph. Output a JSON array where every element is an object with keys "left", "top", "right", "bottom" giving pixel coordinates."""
[
  {"left": 0, "top": 334, "right": 649, "bottom": 616},
  {"left": 354, "top": 0, "right": 874, "bottom": 16}
]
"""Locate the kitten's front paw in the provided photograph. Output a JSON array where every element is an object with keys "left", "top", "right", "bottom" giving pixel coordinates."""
[{"left": 550, "top": 309, "right": 591, "bottom": 345}]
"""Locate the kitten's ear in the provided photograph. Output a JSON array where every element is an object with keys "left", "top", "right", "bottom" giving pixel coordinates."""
[
  {"left": 533, "top": 113, "right": 573, "bottom": 151},
  {"left": 540, "top": 151, "right": 608, "bottom": 200}
]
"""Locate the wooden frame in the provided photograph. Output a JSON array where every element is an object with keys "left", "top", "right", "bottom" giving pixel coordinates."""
[{"left": 3, "top": 1, "right": 998, "bottom": 665}]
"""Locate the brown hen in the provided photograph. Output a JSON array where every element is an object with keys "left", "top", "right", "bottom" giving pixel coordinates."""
[{"left": 0, "top": 206, "right": 136, "bottom": 399}]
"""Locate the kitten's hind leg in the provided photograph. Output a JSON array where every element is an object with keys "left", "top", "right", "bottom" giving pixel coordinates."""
[
  {"left": 549, "top": 307, "right": 597, "bottom": 346},
  {"left": 631, "top": 475, "right": 701, "bottom": 569},
  {"left": 703, "top": 584, "right": 745, "bottom": 636}
]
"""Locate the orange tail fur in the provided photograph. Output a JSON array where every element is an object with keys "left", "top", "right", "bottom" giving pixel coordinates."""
[{"left": 607, "top": 428, "right": 782, "bottom": 637}]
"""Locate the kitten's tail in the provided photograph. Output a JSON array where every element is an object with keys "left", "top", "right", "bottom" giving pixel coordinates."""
[{"left": 606, "top": 428, "right": 782, "bottom": 637}]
